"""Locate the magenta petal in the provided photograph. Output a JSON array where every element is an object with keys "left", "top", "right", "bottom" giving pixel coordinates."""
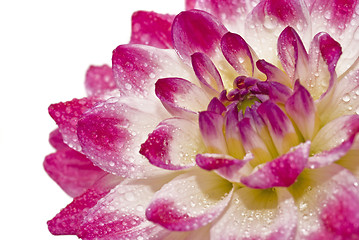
[
  {"left": 140, "top": 117, "right": 205, "bottom": 170},
  {"left": 130, "top": 11, "right": 174, "bottom": 49},
  {"left": 257, "top": 80, "right": 292, "bottom": 104},
  {"left": 77, "top": 97, "right": 170, "bottom": 178},
  {"left": 191, "top": 52, "right": 224, "bottom": 95},
  {"left": 241, "top": 141, "right": 310, "bottom": 189},
  {"left": 207, "top": 97, "right": 226, "bottom": 114},
  {"left": 285, "top": 81, "right": 319, "bottom": 140},
  {"left": 44, "top": 148, "right": 107, "bottom": 198},
  {"left": 112, "top": 44, "right": 195, "bottom": 98},
  {"left": 257, "top": 59, "right": 292, "bottom": 87},
  {"left": 221, "top": 32, "right": 254, "bottom": 76},
  {"left": 199, "top": 111, "right": 227, "bottom": 154},
  {"left": 49, "top": 129, "right": 68, "bottom": 150},
  {"left": 48, "top": 97, "right": 99, "bottom": 151},
  {"left": 146, "top": 170, "right": 233, "bottom": 231},
  {"left": 257, "top": 100, "right": 300, "bottom": 155},
  {"left": 196, "top": 153, "right": 251, "bottom": 182},
  {"left": 155, "top": 77, "right": 210, "bottom": 118},
  {"left": 85, "top": 64, "right": 116, "bottom": 96},
  {"left": 172, "top": 10, "right": 228, "bottom": 64},
  {"left": 47, "top": 175, "right": 122, "bottom": 235},
  {"left": 278, "top": 26, "right": 309, "bottom": 82}
]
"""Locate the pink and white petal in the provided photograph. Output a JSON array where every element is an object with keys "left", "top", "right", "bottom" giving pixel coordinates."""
[
  {"left": 77, "top": 97, "right": 171, "bottom": 179},
  {"left": 277, "top": 26, "right": 309, "bottom": 83},
  {"left": 140, "top": 117, "right": 206, "bottom": 170},
  {"left": 221, "top": 32, "right": 254, "bottom": 76},
  {"left": 207, "top": 97, "right": 227, "bottom": 115},
  {"left": 256, "top": 59, "right": 292, "bottom": 87},
  {"left": 49, "top": 128, "right": 68, "bottom": 150},
  {"left": 337, "top": 146, "right": 359, "bottom": 179},
  {"left": 289, "top": 164, "right": 359, "bottom": 239},
  {"left": 306, "top": 32, "right": 342, "bottom": 100},
  {"left": 308, "top": 0, "right": 359, "bottom": 75},
  {"left": 241, "top": 141, "right": 310, "bottom": 189},
  {"left": 285, "top": 82, "right": 320, "bottom": 140},
  {"left": 172, "top": 9, "right": 228, "bottom": 64},
  {"left": 308, "top": 115, "right": 359, "bottom": 168},
  {"left": 196, "top": 153, "right": 252, "bottom": 182},
  {"left": 155, "top": 78, "right": 211, "bottom": 119},
  {"left": 130, "top": 11, "right": 174, "bottom": 49},
  {"left": 48, "top": 97, "right": 99, "bottom": 151},
  {"left": 44, "top": 148, "right": 107, "bottom": 198},
  {"left": 47, "top": 174, "right": 123, "bottom": 235},
  {"left": 146, "top": 169, "right": 233, "bottom": 231},
  {"left": 191, "top": 52, "right": 224, "bottom": 95},
  {"left": 257, "top": 100, "right": 301, "bottom": 155},
  {"left": 186, "top": 0, "right": 260, "bottom": 34},
  {"left": 318, "top": 66, "right": 359, "bottom": 124},
  {"left": 78, "top": 175, "right": 178, "bottom": 240},
  {"left": 85, "top": 64, "right": 116, "bottom": 97},
  {"left": 112, "top": 44, "right": 196, "bottom": 99},
  {"left": 211, "top": 187, "right": 297, "bottom": 240},
  {"left": 199, "top": 111, "right": 228, "bottom": 154},
  {"left": 257, "top": 80, "right": 293, "bottom": 104},
  {"left": 245, "top": 0, "right": 309, "bottom": 63}
]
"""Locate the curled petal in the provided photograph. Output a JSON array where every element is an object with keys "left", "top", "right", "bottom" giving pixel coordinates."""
[
  {"left": 211, "top": 187, "right": 297, "bottom": 240},
  {"left": 140, "top": 118, "right": 206, "bottom": 170},
  {"left": 257, "top": 100, "right": 300, "bottom": 155},
  {"left": 221, "top": 32, "right": 254, "bottom": 76},
  {"left": 199, "top": 111, "right": 227, "bottom": 154},
  {"left": 130, "top": 11, "right": 174, "bottom": 49},
  {"left": 146, "top": 170, "right": 233, "bottom": 231},
  {"left": 278, "top": 26, "right": 309, "bottom": 83},
  {"left": 155, "top": 77, "right": 211, "bottom": 118},
  {"left": 257, "top": 80, "right": 293, "bottom": 104},
  {"left": 191, "top": 52, "right": 224, "bottom": 95},
  {"left": 77, "top": 97, "right": 171, "bottom": 179},
  {"left": 85, "top": 65, "right": 116, "bottom": 96},
  {"left": 196, "top": 153, "right": 252, "bottom": 182},
  {"left": 285, "top": 81, "right": 320, "bottom": 140},
  {"left": 48, "top": 97, "right": 99, "bottom": 151},
  {"left": 207, "top": 97, "right": 227, "bottom": 115},
  {"left": 112, "top": 45, "right": 196, "bottom": 98},
  {"left": 241, "top": 141, "right": 310, "bottom": 189},
  {"left": 172, "top": 9, "right": 228, "bottom": 64},
  {"left": 256, "top": 59, "right": 292, "bottom": 87}
]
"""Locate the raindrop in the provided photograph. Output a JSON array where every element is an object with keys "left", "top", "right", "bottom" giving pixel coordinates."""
[
  {"left": 342, "top": 94, "right": 351, "bottom": 102},
  {"left": 125, "top": 83, "right": 132, "bottom": 90},
  {"left": 149, "top": 72, "right": 156, "bottom": 79},
  {"left": 263, "top": 15, "right": 277, "bottom": 30}
]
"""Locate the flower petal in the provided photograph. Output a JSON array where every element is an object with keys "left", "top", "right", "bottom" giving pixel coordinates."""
[
  {"left": 221, "top": 32, "right": 254, "bottom": 76},
  {"left": 245, "top": 0, "right": 309, "bottom": 63},
  {"left": 241, "top": 141, "right": 310, "bottom": 189},
  {"left": 49, "top": 128, "right": 68, "bottom": 150},
  {"left": 196, "top": 153, "right": 252, "bottom": 182},
  {"left": 186, "top": 0, "right": 260, "bottom": 33},
  {"left": 199, "top": 111, "right": 227, "bottom": 154},
  {"left": 172, "top": 9, "right": 228, "bottom": 64},
  {"left": 285, "top": 81, "right": 320, "bottom": 140},
  {"left": 308, "top": 115, "right": 359, "bottom": 168},
  {"left": 146, "top": 170, "right": 233, "bottom": 231},
  {"left": 47, "top": 174, "right": 122, "bottom": 235},
  {"left": 48, "top": 97, "right": 99, "bottom": 151},
  {"left": 256, "top": 59, "right": 292, "bottom": 87},
  {"left": 277, "top": 26, "right": 309, "bottom": 84},
  {"left": 78, "top": 175, "right": 177, "bottom": 239},
  {"left": 155, "top": 77, "right": 211, "bottom": 119},
  {"left": 130, "top": 11, "right": 175, "bottom": 49},
  {"left": 140, "top": 117, "right": 206, "bottom": 170},
  {"left": 211, "top": 187, "right": 297, "bottom": 240},
  {"left": 44, "top": 148, "right": 107, "bottom": 198},
  {"left": 77, "top": 97, "right": 171, "bottom": 179},
  {"left": 85, "top": 64, "right": 116, "bottom": 97},
  {"left": 289, "top": 164, "right": 359, "bottom": 239},
  {"left": 257, "top": 100, "right": 301, "bottom": 155},
  {"left": 191, "top": 52, "right": 224, "bottom": 95},
  {"left": 112, "top": 44, "right": 195, "bottom": 99}
]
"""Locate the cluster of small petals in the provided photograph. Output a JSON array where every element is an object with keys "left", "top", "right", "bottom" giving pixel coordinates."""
[{"left": 45, "top": 0, "right": 359, "bottom": 239}]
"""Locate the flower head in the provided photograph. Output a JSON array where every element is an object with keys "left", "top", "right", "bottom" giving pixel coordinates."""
[{"left": 45, "top": 0, "right": 359, "bottom": 239}]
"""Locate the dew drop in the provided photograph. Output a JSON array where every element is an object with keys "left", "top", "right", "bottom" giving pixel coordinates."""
[
  {"left": 109, "top": 161, "right": 115, "bottom": 167},
  {"left": 149, "top": 72, "right": 156, "bottom": 79},
  {"left": 342, "top": 94, "right": 351, "bottom": 102},
  {"left": 125, "top": 83, "right": 132, "bottom": 90},
  {"left": 263, "top": 15, "right": 277, "bottom": 30},
  {"left": 324, "top": 10, "right": 331, "bottom": 20}
]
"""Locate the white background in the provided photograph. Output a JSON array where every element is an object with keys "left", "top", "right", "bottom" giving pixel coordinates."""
[{"left": 0, "top": 0, "right": 183, "bottom": 239}]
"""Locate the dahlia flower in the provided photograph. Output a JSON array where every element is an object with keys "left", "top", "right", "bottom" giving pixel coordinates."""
[{"left": 45, "top": 0, "right": 359, "bottom": 239}]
